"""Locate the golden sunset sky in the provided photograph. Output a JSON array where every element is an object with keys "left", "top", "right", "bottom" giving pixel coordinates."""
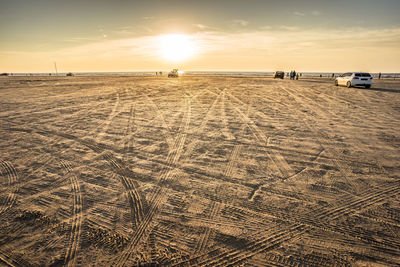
[{"left": 1, "top": 0, "right": 399, "bottom": 73}]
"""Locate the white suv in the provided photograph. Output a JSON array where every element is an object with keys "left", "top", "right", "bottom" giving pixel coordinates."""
[{"left": 335, "top": 72, "right": 372, "bottom": 88}]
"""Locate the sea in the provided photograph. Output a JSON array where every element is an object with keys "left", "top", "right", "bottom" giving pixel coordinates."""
[{"left": 4, "top": 71, "right": 400, "bottom": 79}]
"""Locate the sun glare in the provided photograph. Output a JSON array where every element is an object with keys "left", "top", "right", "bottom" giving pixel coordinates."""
[{"left": 159, "top": 34, "right": 196, "bottom": 62}]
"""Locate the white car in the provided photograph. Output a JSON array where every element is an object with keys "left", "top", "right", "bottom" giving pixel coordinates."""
[{"left": 335, "top": 72, "right": 372, "bottom": 88}]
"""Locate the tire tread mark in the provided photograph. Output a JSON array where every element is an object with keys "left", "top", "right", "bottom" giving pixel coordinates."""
[
  {"left": 91, "top": 93, "right": 121, "bottom": 141},
  {"left": 0, "top": 249, "right": 33, "bottom": 267},
  {"left": 61, "top": 160, "right": 83, "bottom": 267},
  {"left": 0, "top": 161, "right": 18, "bottom": 214},
  {"left": 226, "top": 94, "right": 294, "bottom": 179},
  {"left": 277, "top": 84, "right": 372, "bottom": 189},
  {"left": 176, "top": 224, "right": 306, "bottom": 267},
  {"left": 114, "top": 96, "right": 192, "bottom": 267},
  {"left": 194, "top": 201, "right": 222, "bottom": 253},
  {"left": 0, "top": 250, "right": 17, "bottom": 267},
  {"left": 6, "top": 126, "right": 148, "bottom": 231},
  {"left": 102, "top": 152, "right": 145, "bottom": 227},
  {"left": 144, "top": 94, "right": 176, "bottom": 149},
  {"left": 172, "top": 180, "right": 400, "bottom": 266},
  {"left": 315, "top": 181, "right": 400, "bottom": 221}
]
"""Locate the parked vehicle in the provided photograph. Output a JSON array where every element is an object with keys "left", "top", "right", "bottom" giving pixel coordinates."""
[
  {"left": 273, "top": 71, "right": 285, "bottom": 79},
  {"left": 168, "top": 69, "right": 179, "bottom": 78},
  {"left": 335, "top": 72, "right": 372, "bottom": 88}
]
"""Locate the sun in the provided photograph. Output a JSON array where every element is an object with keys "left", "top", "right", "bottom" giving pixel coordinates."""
[{"left": 158, "top": 34, "right": 196, "bottom": 62}]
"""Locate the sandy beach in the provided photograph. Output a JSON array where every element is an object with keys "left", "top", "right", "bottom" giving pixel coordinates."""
[{"left": 0, "top": 76, "right": 399, "bottom": 266}]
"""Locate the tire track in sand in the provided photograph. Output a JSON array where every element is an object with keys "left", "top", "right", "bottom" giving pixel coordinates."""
[
  {"left": 182, "top": 89, "right": 251, "bottom": 261},
  {"left": 117, "top": 104, "right": 147, "bottom": 227},
  {"left": 89, "top": 92, "right": 122, "bottom": 142},
  {"left": 7, "top": 126, "right": 148, "bottom": 232},
  {"left": 219, "top": 90, "right": 236, "bottom": 141},
  {"left": 102, "top": 152, "right": 145, "bottom": 227},
  {"left": 192, "top": 90, "right": 248, "bottom": 253},
  {"left": 171, "top": 224, "right": 306, "bottom": 267},
  {"left": 113, "top": 95, "right": 192, "bottom": 267},
  {"left": 0, "top": 249, "right": 33, "bottom": 267},
  {"left": 278, "top": 84, "right": 381, "bottom": 190},
  {"left": 225, "top": 93, "right": 295, "bottom": 180},
  {"left": 194, "top": 201, "right": 222, "bottom": 253},
  {"left": 0, "top": 251, "right": 16, "bottom": 267},
  {"left": 0, "top": 161, "right": 19, "bottom": 214},
  {"left": 314, "top": 180, "right": 400, "bottom": 222},
  {"left": 60, "top": 160, "right": 83, "bottom": 267},
  {"left": 173, "top": 180, "right": 400, "bottom": 266},
  {"left": 144, "top": 94, "right": 176, "bottom": 150},
  {"left": 181, "top": 89, "right": 231, "bottom": 254},
  {"left": 192, "top": 88, "right": 258, "bottom": 254}
]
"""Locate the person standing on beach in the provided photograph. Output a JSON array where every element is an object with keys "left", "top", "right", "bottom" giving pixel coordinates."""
[
  {"left": 379, "top": 72, "right": 381, "bottom": 79},
  {"left": 296, "top": 73, "right": 299, "bottom": 80},
  {"left": 293, "top": 70, "right": 296, "bottom": 80}
]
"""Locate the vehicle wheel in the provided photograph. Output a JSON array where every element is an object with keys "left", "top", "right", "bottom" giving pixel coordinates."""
[
  {"left": 365, "top": 85, "right": 371, "bottom": 89},
  {"left": 346, "top": 81, "right": 352, "bottom": 88},
  {"left": 335, "top": 80, "right": 338, "bottom": 86}
]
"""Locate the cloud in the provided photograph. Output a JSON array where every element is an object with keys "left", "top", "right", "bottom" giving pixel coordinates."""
[
  {"left": 192, "top": 24, "right": 219, "bottom": 31},
  {"left": 230, "top": 19, "right": 249, "bottom": 27},
  {"left": 259, "top": 26, "right": 272, "bottom": 30},
  {"left": 194, "top": 24, "right": 206, "bottom": 29},
  {"left": 293, "top": 11, "right": 305, "bottom": 16},
  {"left": 311, "top": 10, "right": 321, "bottom": 16},
  {"left": 293, "top": 10, "right": 320, "bottom": 16},
  {"left": 279, "top": 25, "right": 299, "bottom": 31},
  {"left": 112, "top": 26, "right": 133, "bottom": 35},
  {"left": 64, "top": 37, "right": 98, "bottom": 43}
]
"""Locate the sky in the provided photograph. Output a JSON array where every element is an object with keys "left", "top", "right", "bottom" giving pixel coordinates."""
[{"left": 1, "top": 0, "right": 400, "bottom": 73}]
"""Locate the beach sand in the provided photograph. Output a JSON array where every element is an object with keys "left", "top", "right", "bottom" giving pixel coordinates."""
[{"left": 0, "top": 76, "right": 399, "bottom": 266}]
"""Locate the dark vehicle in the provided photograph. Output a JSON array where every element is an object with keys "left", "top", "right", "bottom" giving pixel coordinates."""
[
  {"left": 66, "top": 72, "right": 74, "bottom": 76},
  {"left": 0, "top": 73, "right": 9, "bottom": 76},
  {"left": 273, "top": 71, "right": 284, "bottom": 79},
  {"left": 168, "top": 69, "right": 179, "bottom": 78}
]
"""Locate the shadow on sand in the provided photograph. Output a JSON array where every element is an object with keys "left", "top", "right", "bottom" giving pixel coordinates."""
[{"left": 358, "top": 87, "right": 400, "bottom": 93}]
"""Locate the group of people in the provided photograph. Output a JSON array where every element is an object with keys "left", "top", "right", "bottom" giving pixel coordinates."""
[{"left": 289, "top": 70, "right": 299, "bottom": 80}]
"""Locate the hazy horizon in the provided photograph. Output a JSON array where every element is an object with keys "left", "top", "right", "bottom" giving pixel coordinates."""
[{"left": 1, "top": 0, "right": 399, "bottom": 73}]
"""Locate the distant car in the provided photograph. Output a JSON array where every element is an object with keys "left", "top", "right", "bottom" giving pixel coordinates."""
[
  {"left": 66, "top": 72, "right": 74, "bottom": 76},
  {"left": 335, "top": 72, "right": 372, "bottom": 88},
  {"left": 273, "top": 71, "right": 285, "bottom": 79},
  {"left": 168, "top": 69, "right": 179, "bottom": 78}
]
